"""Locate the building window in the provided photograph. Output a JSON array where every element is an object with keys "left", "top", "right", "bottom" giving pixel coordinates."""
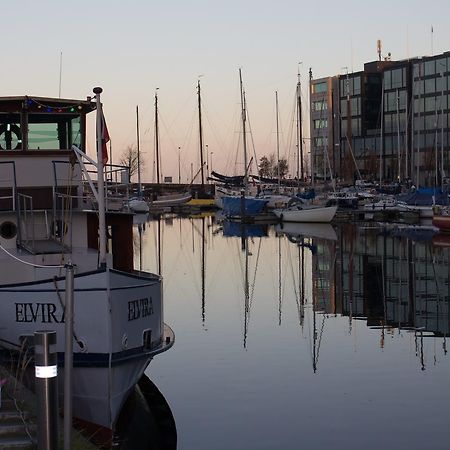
[
  {"left": 391, "top": 68, "right": 403, "bottom": 88},
  {"left": 351, "top": 97, "right": 361, "bottom": 116},
  {"left": 312, "top": 82, "right": 327, "bottom": 94},
  {"left": 351, "top": 118, "right": 360, "bottom": 135},
  {"left": 425, "top": 96, "right": 436, "bottom": 113},
  {"left": 436, "top": 58, "right": 447, "bottom": 74},
  {"left": 436, "top": 74, "right": 447, "bottom": 92},
  {"left": 414, "top": 98, "right": 424, "bottom": 114},
  {"left": 341, "top": 119, "right": 347, "bottom": 136},
  {"left": 384, "top": 113, "right": 393, "bottom": 133},
  {"left": 424, "top": 113, "right": 437, "bottom": 130},
  {"left": 425, "top": 60, "right": 436, "bottom": 76},
  {"left": 384, "top": 71, "right": 391, "bottom": 90},
  {"left": 353, "top": 77, "right": 361, "bottom": 95},
  {"left": 424, "top": 78, "right": 436, "bottom": 94},
  {"left": 314, "top": 136, "right": 328, "bottom": 147},
  {"left": 314, "top": 119, "right": 327, "bottom": 129},
  {"left": 312, "top": 100, "right": 328, "bottom": 111}
]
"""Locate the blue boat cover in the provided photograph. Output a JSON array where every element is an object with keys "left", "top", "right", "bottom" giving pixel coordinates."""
[
  {"left": 397, "top": 188, "right": 448, "bottom": 206},
  {"left": 221, "top": 196, "right": 268, "bottom": 216}
]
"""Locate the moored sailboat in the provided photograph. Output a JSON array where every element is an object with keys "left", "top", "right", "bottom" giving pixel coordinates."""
[{"left": 220, "top": 70, "right": 268, "bottom": 218}]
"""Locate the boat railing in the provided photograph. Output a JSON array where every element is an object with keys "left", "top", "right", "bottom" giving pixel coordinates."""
[
  {"left": 17, "top": 193, "right": 35, "bottom": 250},
  {"left": 63, "top": 148, "right": 133, "bottom": 212}
]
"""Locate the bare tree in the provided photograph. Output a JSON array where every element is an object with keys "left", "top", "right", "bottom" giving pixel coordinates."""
[{"left": 119, "top": 145, "right": 144, "bottom": 180}]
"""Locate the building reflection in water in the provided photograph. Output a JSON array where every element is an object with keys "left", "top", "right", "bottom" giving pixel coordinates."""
[{"left": 305, "top": 223, "right": 450, "bottom": 370}]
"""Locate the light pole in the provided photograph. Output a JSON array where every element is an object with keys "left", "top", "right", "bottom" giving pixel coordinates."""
[
  {"left": 210, "top": 151, "right": 214, "bottom": 178},
  {"left": 205, "top": 144, "right": 209, "bottom": 181},
  {"left": 178, "top": 146, "right": 181, "bottom": 184}
]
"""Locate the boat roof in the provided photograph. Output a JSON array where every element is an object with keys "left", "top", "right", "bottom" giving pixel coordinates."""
[{"left": 0, "top": 95, "right": 96, "bottom": 111}]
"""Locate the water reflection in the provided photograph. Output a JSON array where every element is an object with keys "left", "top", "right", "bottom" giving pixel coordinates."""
[
  {"left": 332, "top": 224, "right": 449, "bottom": 370},
  {"left": 135, "top": 215, "right": 450, "bottom": 450}
]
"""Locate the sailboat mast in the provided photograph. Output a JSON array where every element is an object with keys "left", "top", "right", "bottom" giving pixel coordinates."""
[
  {"left": 154, "top": 90, "right": 161, "bottom": 185},
  {"left": 296, "top": 69, "right": 304, "bottom": 182},
  {"left": 396, "top": 89, "right": 401, "bottom": 181},
  {"left": 197, "top": 80, "right": 205, "bottom": 188},
  {"left": 136, "top": 105, "right": 142, "bottom": 195},
  {"left": 239, "top": 69, "right": 248, "bottom": 195},
  {"left": 276, "top": 91, "right": 281, "bottom": 191},
  {"left": 93, "top": 87, "right": 107, "bottom": 267}
]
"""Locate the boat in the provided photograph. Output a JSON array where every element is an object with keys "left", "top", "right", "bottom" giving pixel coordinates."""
[
  {"left": 221, "top": 194, "right": 268, "bottom": 217},
  {"left": 397, "top": 187, "right": 448, "bottom": 219},
  {"left": 273, "top": 201, "right": 337, "bottom": 223},
  {"left": 254, "top": 91, "right": 294, "bottom": 210},
  {"left": 432, "top": 206, "right": 450, "bottom": 232},
  {"left": 326, "top": 189, "right": 359, "bottom": 209},
  {"left": 0, "top": 90, "right": 174, "bottom": 434},
  {"left": 148, "top": 90, "right": 191, "bottom": 211},
  {"left": 220, "top": 70, "right": 268, "bottom": 219},
  {"left": 127, "top": 106, "right": 149, "bottom": 213},
  {"left": 363, "top": 195, "right": 401, "bottom": 211},
  {"left": 148, "top": 191, "right": 192, "bottom": 209}
]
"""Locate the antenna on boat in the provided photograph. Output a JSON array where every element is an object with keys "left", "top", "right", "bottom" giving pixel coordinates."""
[
  {"left": 58, "top": 51, "right": 63, "bottom": 98},
  {"left": 93, "top": 86, "right": 107, "bottom": 267}
]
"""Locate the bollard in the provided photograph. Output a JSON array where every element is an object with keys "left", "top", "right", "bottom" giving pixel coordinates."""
[{"left": 35, "top": 331, "right": 58, "bottom": 450}]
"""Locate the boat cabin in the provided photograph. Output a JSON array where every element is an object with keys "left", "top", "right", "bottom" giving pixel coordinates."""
[
  {"left": 0, "top": 95, "right": 95, "bottom": 209},
  {"left": 0, "top": 95, "right": 134, "bottom": 272}
]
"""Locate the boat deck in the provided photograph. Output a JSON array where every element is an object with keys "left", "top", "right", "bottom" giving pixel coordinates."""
[{"left": 19, "top": 239, "right": 69, "bottom": 255}]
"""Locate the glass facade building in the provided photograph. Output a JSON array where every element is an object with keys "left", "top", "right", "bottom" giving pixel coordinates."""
[{"left": 310, "top": 51, "right": 450, "bottom": 185}]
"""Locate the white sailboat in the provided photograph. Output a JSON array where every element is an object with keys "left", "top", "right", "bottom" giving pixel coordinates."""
[
  {"left": 148, "top": 90, "right": 192, "bottom": 210},
  {"left": 273, "top": 202, "right": 337, "bottom": 223},
  {"left": 0, "top": 89, "right": 173, "bottom": 433}
]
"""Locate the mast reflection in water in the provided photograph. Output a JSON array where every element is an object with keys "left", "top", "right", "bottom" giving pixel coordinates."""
[{"left": 135, "top": 216, "right": 450, "bottom": 450}]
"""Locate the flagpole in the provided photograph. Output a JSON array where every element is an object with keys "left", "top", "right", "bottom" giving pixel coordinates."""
[{"left": 94, "top": 87, "right": 107, "bottom": 267}]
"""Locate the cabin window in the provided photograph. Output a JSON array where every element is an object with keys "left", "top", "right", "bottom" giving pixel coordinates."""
[
  {"left": 0, "top": 114, "right": 22, "bottom": 150},
  {"left": 28, "top": 115, "right": 81, "bottom": 150}
]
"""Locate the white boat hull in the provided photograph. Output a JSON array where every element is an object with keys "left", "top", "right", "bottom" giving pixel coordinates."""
[
  {"left": 273, "top": 205, "right": 337, "bottom": 223},
  {"left": 0, "top": 267, "right": 174, "bottom": 429},
  {"left": 149, "top": 192, "right": 192, "bottom": 208}
]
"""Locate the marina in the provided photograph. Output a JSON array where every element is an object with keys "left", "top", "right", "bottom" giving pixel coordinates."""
[{"left": 1, "top": 2, "right": 450, "bottom": 448}]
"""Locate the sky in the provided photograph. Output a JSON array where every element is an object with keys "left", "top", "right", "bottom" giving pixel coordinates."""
[{"left": 4, "top": 0, "right": 450, "bottom": 182}]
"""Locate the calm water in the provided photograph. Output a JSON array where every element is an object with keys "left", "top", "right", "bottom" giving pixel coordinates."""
[{"left": 137, "top": 214, "right": 450, "bottom": 450}]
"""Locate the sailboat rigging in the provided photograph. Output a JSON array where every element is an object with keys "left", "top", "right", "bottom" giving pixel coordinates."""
[
  {"left": 147, "top": 90, "right": 192, "bottom": 209},
  {"left": 220, "top": 70, "right": 269, "bottom": 218},
  {"left": 197, "top": 79, "right": 205, "bottom": 189},
  {"left": 128, "top": 105, "right": 149, "bottom": 213}
]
